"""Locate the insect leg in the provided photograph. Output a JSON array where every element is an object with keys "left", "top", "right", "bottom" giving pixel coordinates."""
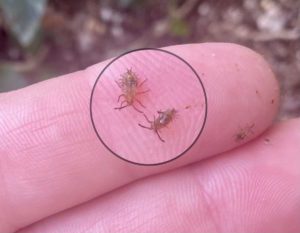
[
  {"left": 136, "top": 99, "right": 146, "bottom": 108},
  {"left": 142, "top": 113, "right": 152, "bottom": 123},
  {"left": 115, "top": 80, "right": 121, "bottom": 88},
  {"left": 132, "top": 104, "right": 143, "bottom": 113},
  {"left": 138, "top": 123, "right": 152, "bottom": 130},
  {"left": 155, "top": 130, "right": 165, "bottom": 143},
  {"left": 138, "top": 78, "right": 147, "bottom": 87},
  {"left": 114, "top": 104, "right": 130, "bottom": 110},
  {"left": 117, "top": 94, "right": 125, "bottom": 102},
  {"left": 114, "top": 100, "right": 129, "bottom": 110},
  {"left": 136, "top": 89, "right": 150, "bottom": 95}
]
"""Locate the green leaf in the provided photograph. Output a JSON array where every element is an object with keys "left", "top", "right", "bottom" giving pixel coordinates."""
[
  {"left": 169, "top": 17, "right": 190, "bottom": 37},
  {"left": 0, "top": 0, "right": 47, "bottom": 47},
  {"left": 0, "top": 66, "right": 28, "bottom": 92}
]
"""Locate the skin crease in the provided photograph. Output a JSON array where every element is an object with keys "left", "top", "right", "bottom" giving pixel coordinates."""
[{"left": 0, "top": 43, "right": 298, "bottom": 232}]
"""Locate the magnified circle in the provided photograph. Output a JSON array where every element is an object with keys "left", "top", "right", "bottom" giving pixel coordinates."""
[{"left": 90, "top": 48, "right": 207, "bottom": 166}]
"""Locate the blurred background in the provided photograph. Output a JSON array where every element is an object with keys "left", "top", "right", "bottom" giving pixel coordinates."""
[{"left": 0, "top": 0, "right": 299, "bottom": 118}]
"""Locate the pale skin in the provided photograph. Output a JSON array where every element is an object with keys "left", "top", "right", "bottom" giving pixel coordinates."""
[{"left": 0, "top": 43, "right": 299, "bottom": 233}]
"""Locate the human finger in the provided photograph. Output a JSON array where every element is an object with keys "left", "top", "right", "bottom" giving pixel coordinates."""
[
  {"left": 0, "top": 43, "right": 279, "bottom": 232},
  {"left": 18, "top": 118, "right": 300, "bottom": 233}
]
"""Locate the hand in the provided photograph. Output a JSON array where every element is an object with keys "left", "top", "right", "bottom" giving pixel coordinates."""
[{"left": 1, "top": 43, "right": 299, "bottom": 233}]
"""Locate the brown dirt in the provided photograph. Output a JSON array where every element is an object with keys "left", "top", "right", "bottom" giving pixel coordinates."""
[{"left": 0, "top": 0, "right": 299, "bottom": 118}]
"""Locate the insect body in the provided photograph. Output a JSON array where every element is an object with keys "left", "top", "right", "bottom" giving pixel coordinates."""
[
  {"left": 138, "top": 108, "right": 177, "bottom": 142},
  {"left": 114, "top": 68, "right": 149, "bottom": 113}
]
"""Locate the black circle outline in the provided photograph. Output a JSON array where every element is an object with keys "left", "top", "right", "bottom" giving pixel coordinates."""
[{"left": 89, "top": 48, "right": 208, "bottom": 166}]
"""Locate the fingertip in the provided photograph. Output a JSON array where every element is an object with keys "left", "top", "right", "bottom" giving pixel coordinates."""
[{"left": 167, "top": 43, "right": 280, "bottom": 160}]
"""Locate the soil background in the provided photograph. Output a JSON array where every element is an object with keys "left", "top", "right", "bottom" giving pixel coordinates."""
[{"left": 0, "top": 0, "right": 299, "bottom": 118}]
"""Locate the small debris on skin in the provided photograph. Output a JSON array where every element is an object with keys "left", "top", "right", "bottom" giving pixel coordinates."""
[
  {"left": 234, "top": 63, "right": 240, "bottom": 71},
  {"left": 235, "top": 123, "right": 255, "bottom": 142},
  {"left": 255, "top": 90, "right": 262, "bottom": 98},
  {"left": 264, "top": 138, "right": 271, "bottom": 145}
]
